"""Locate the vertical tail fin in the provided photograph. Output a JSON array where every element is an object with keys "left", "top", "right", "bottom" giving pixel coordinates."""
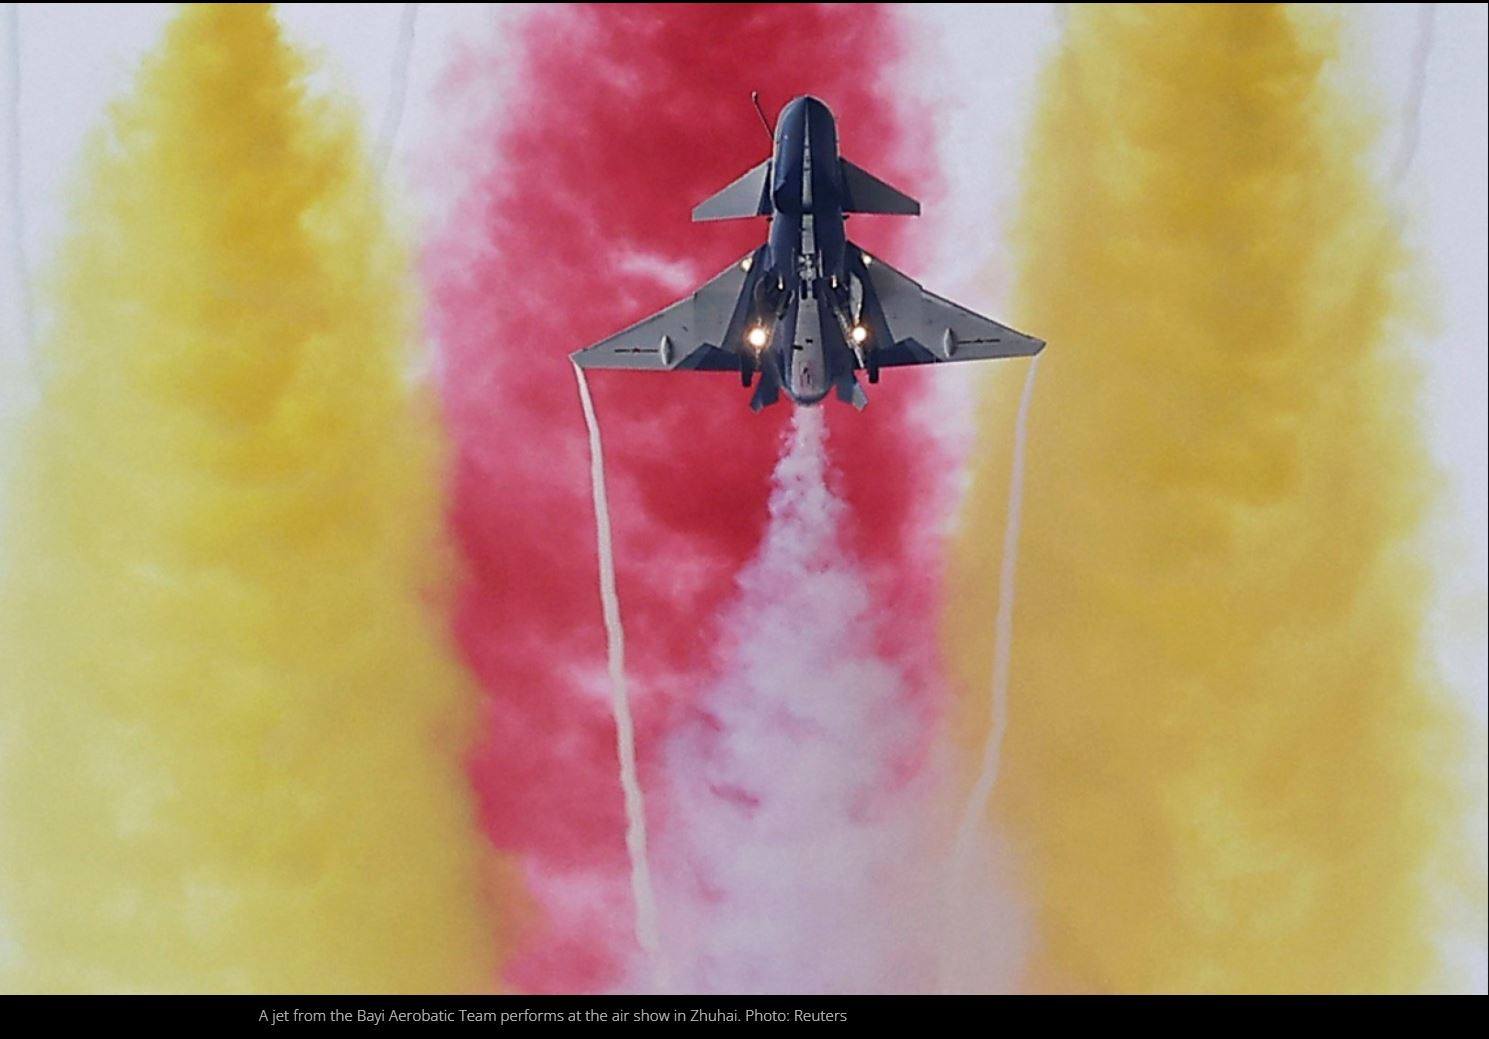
[{"left": 835, "top": 374, "right": 869, "bottom": 410}]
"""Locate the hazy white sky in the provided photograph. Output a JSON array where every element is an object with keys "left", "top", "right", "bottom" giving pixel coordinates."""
[{"left": 0, "top": 0, "right": 1483, "bottom": 989}]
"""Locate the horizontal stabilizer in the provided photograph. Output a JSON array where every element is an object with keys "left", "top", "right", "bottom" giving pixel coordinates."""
[
  {"left": 840, "top": 159, "right": 920, "bottom": 216},
  {"left": 693, "top": 159, "right": 772, "bottom": 221}
]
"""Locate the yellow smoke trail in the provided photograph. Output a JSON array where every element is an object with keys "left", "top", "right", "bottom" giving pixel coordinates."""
[
  {"left": 947, "top": 4, "right": 1481, "bottom": 993},
  {"left": 0, "top": 5, "right": 498, "bottom": 992}
]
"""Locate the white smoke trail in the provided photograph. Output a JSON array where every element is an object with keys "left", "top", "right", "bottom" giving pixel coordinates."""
[
  {"left": 1390, "top": 3, "right": 1435, "bottom": 185},
  {"left": 941, "top": 356, "right": 1039, "bottom": 994},
  {"left": 572, "top": 363, "right": 666, "bottom": 985},
  {"left": 4, "top": 3, "right": 31, "bottom": 356},
  {"left": 376, "top": 3, "right": 419, "bottom": 179},
  {"left": 657, "top": 406, "right": 940, "bottom": 993}
]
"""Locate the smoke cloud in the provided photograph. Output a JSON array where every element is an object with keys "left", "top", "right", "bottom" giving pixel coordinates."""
[
  {"left": 424, "top": 3, "right": 945, "bottom": 991},
  {"left": 945, "top": 4, "right": 1480, "bottom": 993},
  {"left": 0, "top": 5, "right": 498, "bottom": 992}
]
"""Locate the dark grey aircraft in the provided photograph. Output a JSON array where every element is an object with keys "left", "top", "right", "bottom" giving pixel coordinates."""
[{"left": 571, "top": 96, "right": 1044, "bottom": 411}]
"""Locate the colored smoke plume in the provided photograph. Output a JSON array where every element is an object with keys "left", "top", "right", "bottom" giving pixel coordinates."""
[
  {"left": 425, "top": 3, "right": 944, "bottom": 992},
  {"left": 945, "top": 4, "right": 1480, "bottom": 992},
  {"left": 0, "top": 5, "right": 497, "bottom": 992}
]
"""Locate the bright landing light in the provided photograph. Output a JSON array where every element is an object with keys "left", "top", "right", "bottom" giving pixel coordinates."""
[
  {"left": 746, "top": 325, "right": 769, "bottom": 349},
  {"left": 850, "top": 324, "right": 869, "bottom": 344}
]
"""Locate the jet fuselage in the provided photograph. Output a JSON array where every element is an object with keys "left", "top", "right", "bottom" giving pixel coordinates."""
[{"left": 753, "top": 96, "right": 856, "bottom": 406}]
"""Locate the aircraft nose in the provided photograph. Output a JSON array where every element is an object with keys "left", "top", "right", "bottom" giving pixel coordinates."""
[
  {"left": 780, "top": 95, "right": 831, "bottom": 121},
  {"left": 788, "top": 96, "right": 837, "bottom": 146},
  {"left": 776, "top": 96, "right": 837, "bottom": 147}
]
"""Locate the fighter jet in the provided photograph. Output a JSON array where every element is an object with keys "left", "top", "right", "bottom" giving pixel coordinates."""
[{"left": 571, "top": 95, "right": 1044, "bottom": 411}]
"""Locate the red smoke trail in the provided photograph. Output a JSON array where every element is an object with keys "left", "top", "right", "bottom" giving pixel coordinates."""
[{"left": 426, "top": 4, "right": 944, "bottom": 992}]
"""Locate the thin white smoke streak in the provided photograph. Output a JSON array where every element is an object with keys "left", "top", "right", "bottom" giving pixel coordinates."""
[
  {"left": 941, "top": 356, "right": 1039, "bottom": 994},
  {"left": 376, "top": 3, "right": 419, "bottom": 178},
  {"left": 571, "top": 363, "right": 667, "bottom": 988},
  {"left": 1390, "top": 3, "right": 1435, "bottom": 185},
  {"left": 4, "top": 3, "right": 32, "bottom": 357}
]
